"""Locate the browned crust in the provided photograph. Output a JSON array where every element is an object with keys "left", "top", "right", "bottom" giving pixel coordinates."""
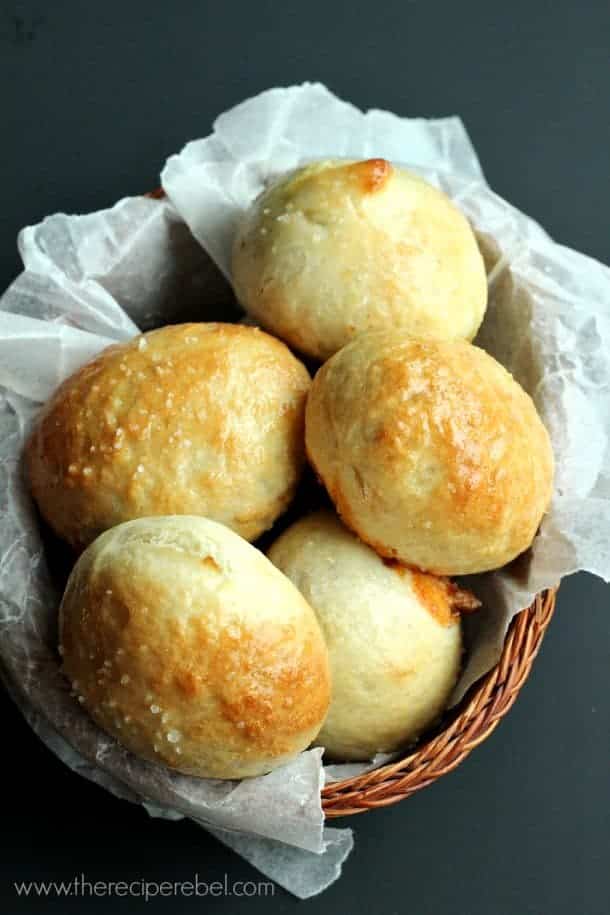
[
  {"left": 347, "top": 158, "right": 393, "bottom": 193},
  {"left": 26, "top": 322, "right": 311, "bottom": 549},
  {"left": 60, "top": 528, "right": 331, "bottom": 778},
  {"left": 305, "top": 335, "right": 554, "bottom": 575}
]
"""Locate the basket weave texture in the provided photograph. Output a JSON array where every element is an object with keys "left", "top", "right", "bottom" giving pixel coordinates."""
[{"left": 146, "top": 189, "right": 557, "bottom": 819}]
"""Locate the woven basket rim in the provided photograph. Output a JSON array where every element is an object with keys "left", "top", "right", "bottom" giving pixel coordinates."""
[{"left": 144, "top": 188, "right": 557, "bottom": 818}]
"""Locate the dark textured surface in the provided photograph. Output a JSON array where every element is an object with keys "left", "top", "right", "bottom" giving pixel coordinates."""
[{"left": 1, "top": 1, "right": 609, "bottom": 912}]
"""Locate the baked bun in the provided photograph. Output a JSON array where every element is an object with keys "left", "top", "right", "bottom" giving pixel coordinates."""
[
  {"left": 59, "top": 515, "right": 331, "bottom": 779},
  {"left": 306, "top": 332, "right": 554, "bottom": 575},
  {"left": 232, "top": 159, "right": 487, "bottom": 360},
  {"left": 269, "top": 511, "right": 473, "bottom": 760},
  {"left": 26, "top": 323, "right": 310, "bottom": 549}
]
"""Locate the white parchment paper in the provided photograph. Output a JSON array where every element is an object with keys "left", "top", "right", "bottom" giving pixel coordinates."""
[{"left": 1, "top": 83, "right": 609, "bottom": 898}]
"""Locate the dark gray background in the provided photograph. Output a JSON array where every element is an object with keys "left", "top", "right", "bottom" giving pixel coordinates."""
[{"left": 1, "top": 1, "right": 609, "bottom": 913}]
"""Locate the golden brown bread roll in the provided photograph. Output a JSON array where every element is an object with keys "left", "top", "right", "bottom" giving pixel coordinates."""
[
  {"left": 232, "top": 158, "right": 487, "bottom": 360},
  {"left": 269, "top": 511, "right": 473, "bottom": 760},
  {"left": 26, "top": 323, "right": 310, "bottom": 549},
  {"left": 60, "top": 515, "right": 331, "bottom": 779},
  {"left": 306, "top": 332, "right": 554, "bottom": 575}
]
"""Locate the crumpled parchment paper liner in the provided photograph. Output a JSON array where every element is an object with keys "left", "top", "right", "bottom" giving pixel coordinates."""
[{"left": 1, "top": 83, "right": 609, "bottom": 898}]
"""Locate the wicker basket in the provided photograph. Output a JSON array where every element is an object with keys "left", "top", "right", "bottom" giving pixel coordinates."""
[{"left": 147, "top": 188, "right": 557, "bottom": 819}]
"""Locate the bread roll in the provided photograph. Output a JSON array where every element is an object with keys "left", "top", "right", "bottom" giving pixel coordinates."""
[
  {"left": 26, "top": 323, "right": 310, "bottom": 549},
  {"left": 232, "top": 158, "right": 487, "bottom": 360},
  {"left": 60, "top": 515, "right": 331, "bottom": 779},
  {"left": 269, "top": 511, "right": 473, "bottom": 760},
  {"left": 306, "top": 332, "right": 554, "bottom": 575}
]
